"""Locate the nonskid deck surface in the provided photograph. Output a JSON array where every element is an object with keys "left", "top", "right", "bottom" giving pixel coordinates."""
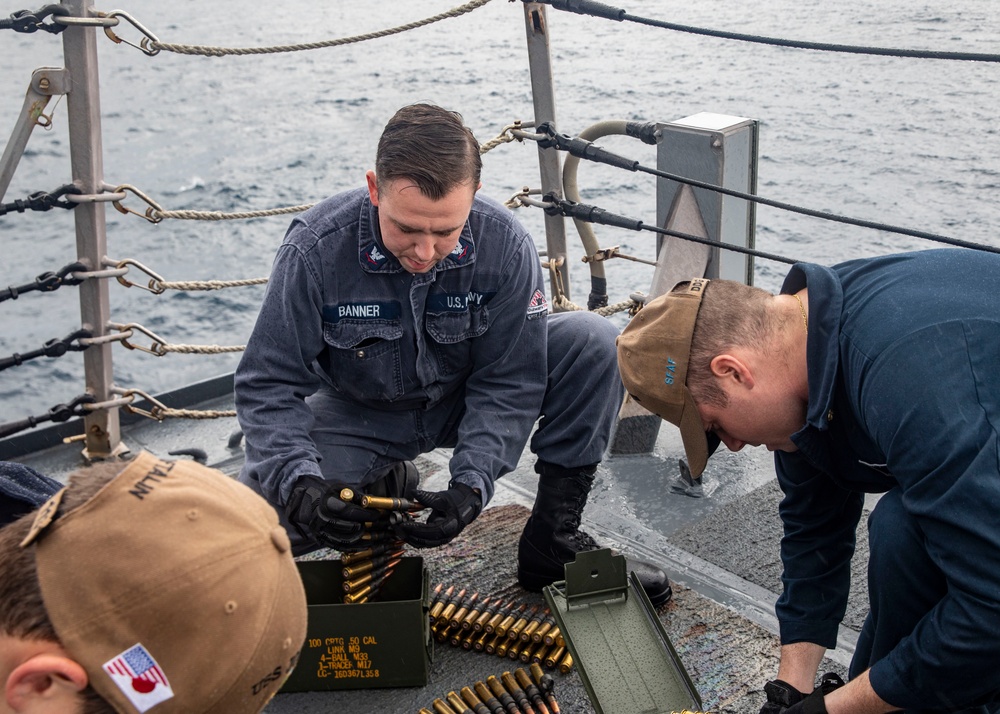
[{"left": 16, "top": 394, "right": 866, "bottom": 713}]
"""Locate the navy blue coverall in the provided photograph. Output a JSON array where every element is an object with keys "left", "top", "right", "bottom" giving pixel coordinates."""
[
  {"left": 775, "top": 249, "right": 1000, "bottom": 712},
  {"left": 235, "top": 188, "right": 623, "bottom": 547}
]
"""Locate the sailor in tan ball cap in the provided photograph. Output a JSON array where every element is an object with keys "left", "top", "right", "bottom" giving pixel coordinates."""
[{"left": 0, "top": 451, "right": 307, "bottom": 713}]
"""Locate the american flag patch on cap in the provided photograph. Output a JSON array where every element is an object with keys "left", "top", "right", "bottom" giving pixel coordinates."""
[{"left": 103, "top": 643, "right": 174, "bottom": 712}]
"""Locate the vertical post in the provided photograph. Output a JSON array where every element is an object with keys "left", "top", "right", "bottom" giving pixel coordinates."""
[
  {"left": 62, "top": 0, "right": 121, "bottom": 459},
  {"left": 612, "top": 113, "right": 758, "bottom": 460},
  {"left": 522, "top": 3, "right": 571, "bottom": 302}
]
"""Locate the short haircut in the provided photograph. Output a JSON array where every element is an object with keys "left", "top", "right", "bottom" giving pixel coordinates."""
[
  {"left": 375, "top": 103, "right": 482, "bottom": 200},
  {"left": 0, "top": 462, "right": 122, "bottom": 714},
  {"left": 678, "top": 279, "right": 777, "bottom": 408}
]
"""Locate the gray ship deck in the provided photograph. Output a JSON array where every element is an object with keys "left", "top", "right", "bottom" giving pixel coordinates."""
[{"left": 13, "top": 389, "right": 870, "bottom": 714}]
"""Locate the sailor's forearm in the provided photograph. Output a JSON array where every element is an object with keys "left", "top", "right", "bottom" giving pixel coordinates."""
[{"left": 826, "top": 670, "right": 899, "bottom": 714}]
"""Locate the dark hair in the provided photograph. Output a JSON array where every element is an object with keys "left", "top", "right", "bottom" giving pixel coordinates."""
[
  {"left": 375, "top": 103, "right": 482, "bottom": 200},
  {"left": 0, "top": 462, "right": 123, "bottom": 714}
]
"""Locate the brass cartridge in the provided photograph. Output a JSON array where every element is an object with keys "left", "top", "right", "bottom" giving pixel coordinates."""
[
  {"left": 501, "top": 671, "right": 536, "bottom": 714},
  {"left": 450, "top": 591, "right": 479, "bottom": 630},
  {"left": 515, "top": 667, "right": 552, "bottom": 714},
  {"left": 474, "top": 597, "right": 501, "bottom": 632},
  {"left": 487, "top": 675, "right": 519, "bottom": 714},
  {"left": 432, "top": 698, "right": 458, "bottom": 714},
  {"left": 474, "top": 681, "right": 505, "bottom": 714},
  {"left": 342, "top": 571, "right": 373, "bottom": 593},
  {"left": 340, "top": 547, "right": 375, "bottom": 565},
  {"left": 532, "top": 614, "right": 556, "bottom": 644},
  {"left": 426, "top": 582, "right": 444, "bottom": 612},
  {"left": 520, "top": 607, "right": 548, "bottom": 642},
  {"left": 342, "top": 584, "right": 372, "bottom": 604},
  {"left": 544, "top": 646, "right": 565, "bottom": 669},
  {"left": 506, "top": 639, "right": 523, "bottom": 660},
  {"left": 531, "top": 663, "right": 560, "bottom": 714},
  {"left": 530, "top": 643, "right": 550, "bottom": 665},
  {"left": 341, "top": 549, "right": 404, "bottom": 579},
  {"left": 484, "top": 599, "right": 514, "bottom": 634},
  {"left": 507, "top": 604, "right": 540, "bottom": 641},
  {"left": 429, "top": 585, "right": 455, "bottom": 624},
  {"left": 473, "top": 629, "right": 491, "bottom": 651},
  {"left": 461, "top": 685, "right": 493, "bottom": 714},
  {"left": 495, "top": 603, "right": 527, "bottom": 638},
  {"left": 338, "top": 487, "right": 356, "bottom": 503},
  {"left": 360, "top": 494, "right": 421, "bottom": 511},
  {"left": 439, "top": 587, "right": 467, "bottom": 625},
  {"left": 543, "top": 626, "right": 561, "bottom": 647},
  {"left": 484, "top": 632, "right": 503, "bottom": 655},
  {"left": 461, "top": 594, "right": 489, "bottom": 630},
  {"left": 459, "top": 627, "right": 478, "bottom": 650},
  {"left": 447, "top": 691, "right": 475, "bottom": 714},
  {"left": 558, "top": 652, "right": 573, "bottom": 674}
]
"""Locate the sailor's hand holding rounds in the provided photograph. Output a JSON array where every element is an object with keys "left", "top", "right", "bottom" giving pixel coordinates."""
[
  {"left": 285, "top": 475, "right": 391, "bottom": 551},
  {"left": 395, "top": 483, "right": 482, "bottom": 548}
]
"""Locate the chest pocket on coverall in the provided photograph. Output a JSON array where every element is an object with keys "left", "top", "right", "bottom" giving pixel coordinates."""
[
  {"left": 425, "top": 307, "right": 489, "bottom": 376},
  {"left": 322, "top": 320, "right": 404, "bottom": 401}
]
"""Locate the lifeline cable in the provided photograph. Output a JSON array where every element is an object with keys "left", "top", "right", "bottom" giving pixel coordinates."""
[
  {"left": 0, "top": 394, "right": 96, "bottom": 440},
  {"left": 532, "top": 0, "right": 1000, "bottom": 63},
  {"left": 0, "top": 329, "right": 92, "bottom": 372},
  {"left": 0, "top": 184, "right": 81, "bottom": 217},
  {"left": 534, "top": 193, "right": 799, "bottom": 266},
  {"left": 534, "top": 123, "right": 1000, "bottom": 256},
  {"left": 1, "top": 262, "right": 86, "bottom": 303}
]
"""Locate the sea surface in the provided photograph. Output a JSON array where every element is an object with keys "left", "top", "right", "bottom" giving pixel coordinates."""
[{"left": 1, "top": 0, "right": 998, "bottom": 424}]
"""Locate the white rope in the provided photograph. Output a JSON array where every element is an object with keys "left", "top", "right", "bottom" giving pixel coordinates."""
[
  {"left": 148, "top": 0, "right": 494, "bottom": 57},
  {"left": 160, "top": 343, "right": 246, "bottom": 354},
  {"left": 154, "top": 278, "right": 268, "bottom": 291},
  {"left": 150, "top": 205, "right": 314, "bottom": 221}
]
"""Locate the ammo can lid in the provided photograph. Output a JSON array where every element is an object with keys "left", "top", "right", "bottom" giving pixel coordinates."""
[{"left": 543, "top": 549, "right": 702, "bottom": 714}]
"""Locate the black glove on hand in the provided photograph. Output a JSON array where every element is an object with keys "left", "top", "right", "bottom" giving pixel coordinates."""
[
  {"left": 783, "top": 673, "right": 846, "bottom": 714},
  {"left": 760, "top": 679, "right": 806, "bottom": 714},
  {"left": 285, "top": 476, "right": 391, "bottom": 551},
  {"left": 394, "top": 483, "right": 482, "bottom": 548}
]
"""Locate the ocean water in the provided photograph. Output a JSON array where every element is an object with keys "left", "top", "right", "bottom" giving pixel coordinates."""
[{"left": 1, "top": 0, "right": 998, "bottom": 424}]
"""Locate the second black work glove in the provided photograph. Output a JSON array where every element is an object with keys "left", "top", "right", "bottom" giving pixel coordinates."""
[
  {"left": 285, "top": 476, "right": 392, "bottom": 552},
  {"left": 393, "top": 483, "right": 482, "bottom": 548},
  {"left": 783, "top": 673, "right": 846, "bottom": 714},
  {"left": 760, "top": 679, "right": 806, "bottom": 714}
]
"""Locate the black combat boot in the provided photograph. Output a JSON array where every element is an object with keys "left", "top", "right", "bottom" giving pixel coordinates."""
[{"left": 517, "top": 460, "right": 673, "bottom": 607}]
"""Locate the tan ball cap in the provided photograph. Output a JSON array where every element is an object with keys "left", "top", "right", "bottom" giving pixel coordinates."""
[
  {"left": 21, "top": 451, "right": 308, "bottom": 713},
  {"left": 616, "top": 278, "right": 711, "bottom": 477}
]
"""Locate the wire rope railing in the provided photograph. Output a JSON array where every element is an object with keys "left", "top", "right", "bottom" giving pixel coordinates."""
[
  {"left": 531, "top": 0, "right": 1000, "bottom": 63},
  {"left": 4, "top": 0, "right": 997, "bottom": 446}
]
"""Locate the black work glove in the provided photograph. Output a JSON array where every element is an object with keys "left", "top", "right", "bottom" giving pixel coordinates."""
[
  {"left": 285, "top": 476, "right": 393, "bottom": 551},
  {"left": 760, "top": 679, "right": 806, "bottom": 714},
  {"left": 783, "top": 673, "right": 846, "bottom": 714},
  {"left": 393, "top": 483, "right": 482, "bottom": 548}
]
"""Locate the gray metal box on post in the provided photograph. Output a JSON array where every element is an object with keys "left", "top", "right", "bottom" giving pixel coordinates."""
[{"left": 611, "top": 112, "right": 758, "bottom": 459}]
